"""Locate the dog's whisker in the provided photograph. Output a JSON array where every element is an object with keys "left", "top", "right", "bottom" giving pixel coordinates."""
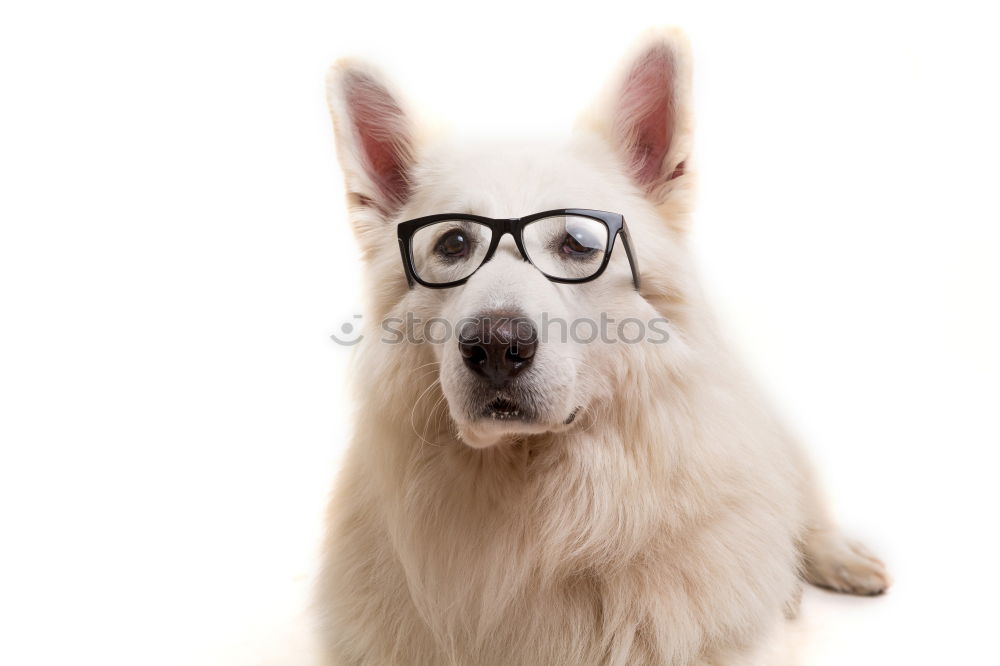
[
  {"left": 409, "top": 378, "right": 446, "bottom": 448},
  {"left": 421, "top": 389, "right": 447, "bottom": 436},
  {"left": 420, "top": 391, "right": 451, "bottom": 448},
  {"left": 411, "top": 360, "right": 442, "bottom": 372}
]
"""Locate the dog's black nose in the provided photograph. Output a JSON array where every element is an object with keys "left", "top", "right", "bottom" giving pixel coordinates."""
[{"left": 458, "top": 312, "right": 537, "bottom": 388}]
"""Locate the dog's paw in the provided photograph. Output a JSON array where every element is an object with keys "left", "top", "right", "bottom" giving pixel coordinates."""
[{"left": 803, "top": 531, "right": 892, "bottom": 596}]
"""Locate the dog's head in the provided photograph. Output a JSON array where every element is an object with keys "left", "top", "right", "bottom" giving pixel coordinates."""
[{"left": 327, "top": 29, "right": 696, "bottom": 448}]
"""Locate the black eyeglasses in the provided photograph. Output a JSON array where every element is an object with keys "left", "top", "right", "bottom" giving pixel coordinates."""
[{"left": 396, "top": 209, "right": 640, "bottom": 290}]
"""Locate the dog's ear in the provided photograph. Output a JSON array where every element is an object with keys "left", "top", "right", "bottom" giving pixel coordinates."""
[
  {"left": 326, "top": 61, "right": 415, "bottom": 253},
  {"left": 581, "top": 28, "right": 693, "bottom": 212}
]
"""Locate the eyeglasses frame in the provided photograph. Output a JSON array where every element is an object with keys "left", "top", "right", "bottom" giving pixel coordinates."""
[{"left": 396, "top": 208, "right": 641, "bottom": 290}]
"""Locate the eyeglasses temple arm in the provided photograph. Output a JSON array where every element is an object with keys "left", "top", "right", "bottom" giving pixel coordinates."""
[{"left": 619, "top": 221, "right": 641, "bottom": 291}]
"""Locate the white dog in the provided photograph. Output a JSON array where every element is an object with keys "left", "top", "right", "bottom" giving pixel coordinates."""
[{"left": 316, "top": 27, "right": 890, "bottom": 665}]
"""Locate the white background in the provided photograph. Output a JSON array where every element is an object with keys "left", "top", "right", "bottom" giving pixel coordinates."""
[{"left": 2, "top": 1, "right": 998, "bottom": 664}]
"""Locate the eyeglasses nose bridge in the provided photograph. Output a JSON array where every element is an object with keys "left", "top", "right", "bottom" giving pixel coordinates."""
[
  {"left": 497, "top": 218, "right": 519, "bottom": 237},
  {"left": 491, "top": 218, "right": 529, "bottom": 261}
]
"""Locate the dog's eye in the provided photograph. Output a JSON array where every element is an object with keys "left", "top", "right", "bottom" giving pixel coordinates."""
[
  {"left": 560, "top": 229, "right": 599, "bottom": 256},
  {"left": 435, "top": 229, "right": 469, "bottom": 258}
]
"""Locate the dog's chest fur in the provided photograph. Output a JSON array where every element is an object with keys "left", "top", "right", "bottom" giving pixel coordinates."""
[{"left": 320, "top": 363, "right": 805, "bottom": 666}]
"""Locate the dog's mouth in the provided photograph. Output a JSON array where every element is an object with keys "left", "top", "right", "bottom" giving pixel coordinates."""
[
  {"left": 456, "top": 392, "right": 582, "bottom": 448},
  {"left": 482, "top": 396, "right": 527, "bottom": 421},
  {"left": 450, "top": 367, "right": 580, "bottom": 448}
]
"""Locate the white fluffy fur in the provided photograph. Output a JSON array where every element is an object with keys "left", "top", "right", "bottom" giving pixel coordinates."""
[{"left": 316, "top": 27, "right": 889, "bottom": 665}]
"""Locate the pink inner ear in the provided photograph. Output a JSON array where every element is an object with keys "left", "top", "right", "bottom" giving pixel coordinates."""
[
  {"left": 344, "top": 72, "right": 412, "bottom": 211},
  {"left": 615, "top": 45, "right": 677, "bottom": 189}
]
